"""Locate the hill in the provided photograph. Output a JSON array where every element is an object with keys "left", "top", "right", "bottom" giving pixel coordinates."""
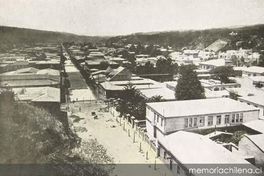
[
  {"left": 0, "top": 26, "right": 108, "bottom": 51},
  {"left": 105, "top": 24, "right": 264, "bottom": 51}
]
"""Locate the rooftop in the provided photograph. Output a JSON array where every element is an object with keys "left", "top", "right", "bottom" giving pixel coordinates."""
[
  {"left": 13, "top": 87, "right": 60, "bottom": 102},
  {"left": 159, "top": 131, "right": 249, "bottom": 164},
  {"left": 0, "top": 79, "right": 59, "bottom": 88},
  {"left": 1, "top": 67, "right": 39, "bottom": 75},
  {"left": 243, "top": 120, "right": 264, "bottom": 134},
  {"left": 244, "top": 134, "right": 264, "bottom": 152},
  {"left": 238, "top": 95, "right": 264, "bottom": 107},
  {"left": 140, "top": 87, "right": 176, "bottom": 100},
  {"left": 243, "top": 66, "right": 264, "bottom": 74},
  {"left": 147, "top": 98, "right": 259, "bottom": 118},
  {"left": 200, "top": 59, "right": 225, "bottom": 67}
]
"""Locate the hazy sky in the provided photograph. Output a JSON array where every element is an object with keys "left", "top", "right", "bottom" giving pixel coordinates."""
[{"left": 0, "top": 0, "right": 264, "bottom": 36}]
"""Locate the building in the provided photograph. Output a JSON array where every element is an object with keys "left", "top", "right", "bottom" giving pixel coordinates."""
[
  {"left": 238, "top": 95, "right": 264, "bottom": 118},
  {"left": 0, "top": 67, "right": 60, "bottom": 88},
  {"left": 99, "top": 77, "right": 160, "bottom": 99},
  {"left": 12, "top": 87, "right": 62, "bottom": 117},
  {"left": 146, "top": 98, "right": 259, "bottom": 143},
  {"left": 199, "top": 59, "right": 226, "bottom": 70},
  {"left": 157, "top": 131, "right": 254, "bottom": 176},
  {"left": 106, "top": 66, "right": 132, "bottom": 81},
  {"left": 200, "top": 79, "right": 241, "bottom": 91},
  {"left": 139, "top": 87, "right": 176, "bottom": 101},
  {"left": 243, "top": 120, "right": 264, "bottom": 134},
  {"left": 239, "top": 134, "right": 264, "bottom": 167},
  {"left": 240, "top": 66, "right": 264, "bottom": 77},
  {"left": 250, "top": 76, "right": 264, "bottom": 87}
]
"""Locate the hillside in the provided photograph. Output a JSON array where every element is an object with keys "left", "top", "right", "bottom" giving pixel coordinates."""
[
  {"left": 105, "top": 24, "right": 264, "bottom": 51},
  {"left": 0, "top": 26, "right": 108, "bottom": 51},
  {"left": 0, "top": 90, "right": 113, "bottom": 175}
]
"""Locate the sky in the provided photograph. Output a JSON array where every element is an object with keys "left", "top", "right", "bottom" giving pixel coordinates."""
[{"left": 0, "top": 0, "right": 264, "bottom": 36}]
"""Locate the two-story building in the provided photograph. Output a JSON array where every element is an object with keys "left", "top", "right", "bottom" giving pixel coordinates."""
[{"left": 146, "top": 98, "right": 259, "bottom": 145}]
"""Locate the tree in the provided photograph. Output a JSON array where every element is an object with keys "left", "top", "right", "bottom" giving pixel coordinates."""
[
  {"left": 147, "top": 95, "right": 163, "bottom": 102},
  {"left": 175, "top": 65, "right": 205, "bottom": 100},
  {"left": 116, "top": 83, "right": 145, "bottom": 119},
  {"left": 229, "top": 91, "right": 239, "bottom": 100},
  {"left": 155, "top": 57, "right": 178, "bottom": 75},
  {"left": 99, "top": 61, "right": 109, "bottom": 70},
  {"left": 211, "top": 66, "right": 236, "bottom": 83}
]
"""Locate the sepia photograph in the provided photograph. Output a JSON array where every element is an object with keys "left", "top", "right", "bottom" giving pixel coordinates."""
[{"left": 0, "top": 0, "right": 264, "bottom": 175}]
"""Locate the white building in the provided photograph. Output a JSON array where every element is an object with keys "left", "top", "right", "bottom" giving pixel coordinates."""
[
  {"left": 238, "top": 95, "right": 264, "bottom": 119},
  {"left": 146, "top": 98, "right": 259, "bottom": 143},
  {"left": 157, "top": 131, "right": 255, "bottom": 176},
  {"left": 199, "top": 59, "right": 226, "bottom": 70},
  {"left": 238, "top": 66, "right": 264, "bottom": 77}
]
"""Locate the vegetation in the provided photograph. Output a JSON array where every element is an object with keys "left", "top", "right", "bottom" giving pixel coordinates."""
[
  {"left": 116, "top": 84, "right": 164, "bottom": 120},
  {"left": 0, "top": 26, "right": 107, "bottom": 52},
  {"left": 106, "top": 24, "right": 264, "bottom": 51},
  {"left": 175, "top": 65, "right": 205, "bottom": 100},
  {"left": 136, "top": 57, "right": 178, "bottom": 75},
  {"left": 229, "top": 91, "right": 240, "bottom": 100},
  {"left": 211, "top": 66, "right": 236, "bottom": 83},
  {"left": 0, "top": 89, "right": 113, "bottom": 175}
]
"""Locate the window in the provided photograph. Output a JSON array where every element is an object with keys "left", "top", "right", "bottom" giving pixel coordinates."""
[
  {"left": 157, "top": 115, "right": 159, "bottom": 123},
  {"left": 231, "top": 114, "right": 235, "bottom": 123},
  {"left": 225, "top": 115, "right": 230, "bottom": 124},
  {"left": 184, "top": 118, "right": 188, "bottom": 128},
  {"left": 236, "top": 114, "right": 239, "bottom": 123},
  {"left": 199, "top": 117, "right": 205, "bottom": 127},
  {"left": 208, "top": 116, "right": 213, "bottom": 126},
  {"left": 240, "top": 113, "right": 243, "bottom": 122},
  {"left": 161, "top": 118, "right": 163, "bottom": 126},
  {"left": 189, "top": 118, "right": 193, "bottom": 127},
  {"left": 216, "top": 115, "right": 221, "bottom": 125},
  {"left": 194, "top": 118, "right": 198, "bottom": 127}
]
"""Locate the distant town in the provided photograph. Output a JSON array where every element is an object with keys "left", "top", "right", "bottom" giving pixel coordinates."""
[{"left": 1, "top": 26, "right": 264, "bottom": 176}]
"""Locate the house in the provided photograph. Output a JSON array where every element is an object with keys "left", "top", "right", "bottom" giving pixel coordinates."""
[
  {"left": 241, "top": 66, "right": 264, "bottom": 77},
  {"left": 250, "top": 76, "right": 264, "bottom": 87},
  {"left": 199, "top": 59, "right": 226, "bottom": 70},
  {"left": 12, "top": 87, "right": 62, "bottom": 117},
  {"left": 146, "top": 98, "right": 259, "bottom": 144},
  {"left": 200, "top": 79, "right": 241, "bottom": 91},
  {"left": 106, "top": 66, "right": 132, "bottom": 81},
  {"left": 139, "top": 87, "right": 176, "bottom": 101},
  {"left": 0, "top": 67, "right": 60, "bottom": 88},
  {"left": 157, "top": 131, "right": 254, "bottom": 176},
  {"left": 99, "top": 77, "right": 160, "bottom": 99},
  {"left": 238, "top": 134, "right": 264, "bottom": 167}
]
